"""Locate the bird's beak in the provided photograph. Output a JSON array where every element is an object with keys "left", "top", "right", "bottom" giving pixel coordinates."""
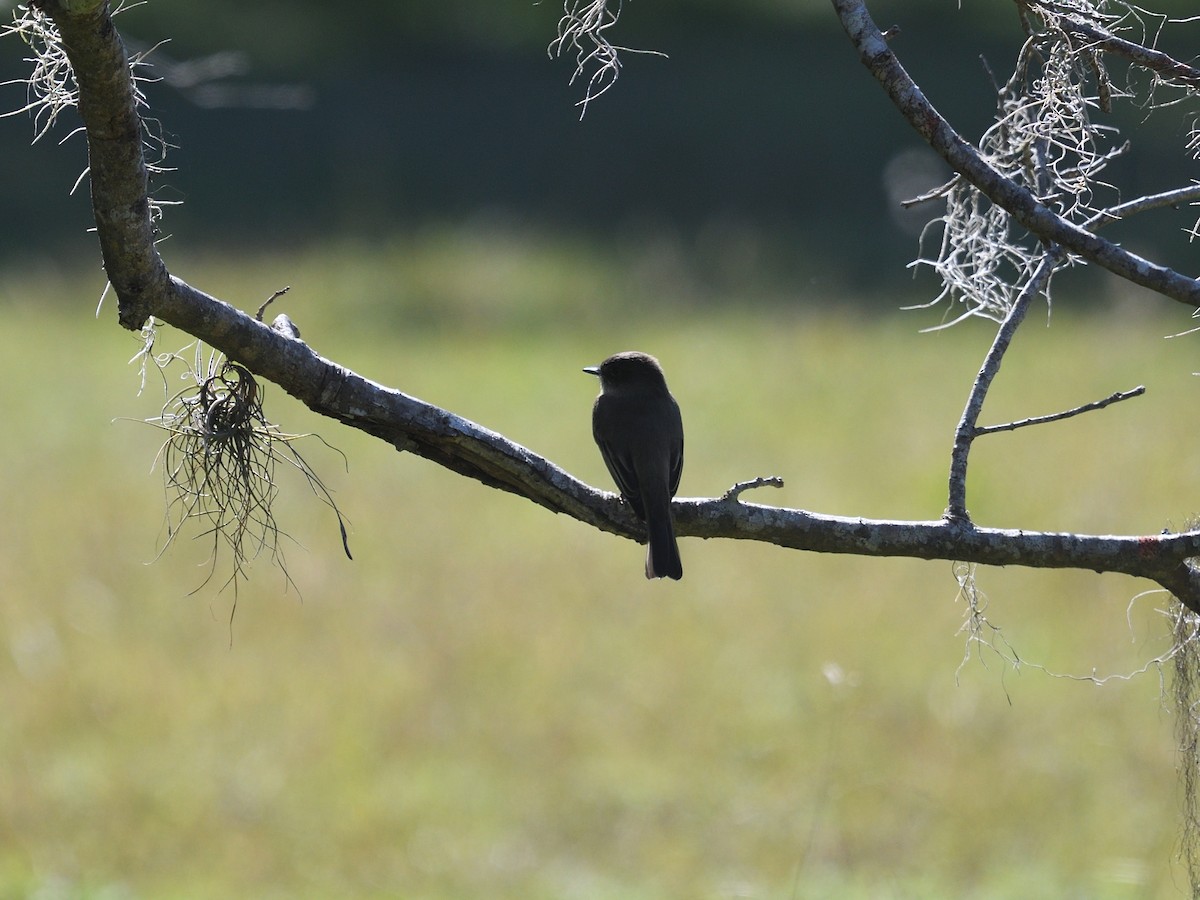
[{"left": 582, "top": 366, "right": 600, "bottom": 376}]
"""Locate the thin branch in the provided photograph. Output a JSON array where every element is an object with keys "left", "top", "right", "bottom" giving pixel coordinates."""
[
  {"left": 1058, "top": 16, "right": 1200, "bottom": 86},
  {"left": 255, "top": 285, "right": 290, "bottom": 322},
  {"left": 974, "top": 386, "right": 1146, "bottom": 436},
  {"left": 832, "top": 0, "right": 1200, "bottom": 308},
  {"left": 1085, "top": 184, "right": 1200, "bottom": 231},
  {"left": 946, "top": 250, "right": 1060, "bottom": 521},
  {"left": 901, "top": 173, "right": 960, "bottom": 208}
]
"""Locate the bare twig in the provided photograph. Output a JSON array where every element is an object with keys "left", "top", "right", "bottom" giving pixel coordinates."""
[
  {"left": 255, "top": 285, "right": 290, "bottom": 322},
  {"left": 974, "top": 386, "right": 1146, "bottom": 436},
  {"left": 901, "top": 173, "right": 960, "bottom": 208},
  {"left": 946, "top": 251, "right": 1060, "bottom": 521},
  {"left": 1058, "top": 16, "right": 1200, "bottom": 86},
  {"left": 721, "top": 477, "right": 785, "bottom": 502}
]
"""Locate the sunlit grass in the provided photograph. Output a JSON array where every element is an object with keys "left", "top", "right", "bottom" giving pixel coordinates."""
[{"left": 0, "top": 245, "right": 1197, "bottom": 897}]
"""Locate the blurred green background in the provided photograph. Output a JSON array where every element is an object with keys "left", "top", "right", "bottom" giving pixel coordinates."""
[
  {"left": 3, "top": 0, "right": 1200, "bottom": 292},
  {"left": 4, "top": 1, "right": 1200, "bottom": 897}
]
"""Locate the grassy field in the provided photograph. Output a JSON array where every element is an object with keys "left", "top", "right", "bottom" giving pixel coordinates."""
[{"left": 2, "top": 239, "right": 1200, "bottom": 897}]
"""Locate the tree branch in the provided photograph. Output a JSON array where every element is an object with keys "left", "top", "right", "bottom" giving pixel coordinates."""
[
  {"left": 678, "top": 493, "right": 1200, "bottom": 612},
  {"left": 1085, "top": 185, "right": 1200, "bottom": 231},
  {"left": 831, "top": 0, "right": 1200, "bottom": 308},
  {"left": 1058, "top": 16, "right": 1200, "bottom": 87},
  {"left": 973, "top": 386, "right": 1145, "bottom": 436},
  {"left": 25, "top": 0, "right": 1200, "bottom": 611},
  {"left": 673, "top": 501, "right": 1200, "bottom": 584},
  {"left": 30, "top": 0, "right": 167, "bottom": 329},
  {"left": 946, "top": 251, "right": 1059, "bottom": 521}
]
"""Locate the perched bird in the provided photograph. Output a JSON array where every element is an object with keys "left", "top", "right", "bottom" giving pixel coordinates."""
[{"left": 584, "top": 351, "right": 684, "bottom": 580}]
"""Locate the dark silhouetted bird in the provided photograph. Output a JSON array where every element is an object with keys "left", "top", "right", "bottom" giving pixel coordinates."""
[{"left": 584, "top": 351, "right": 684, "bottom": 580}]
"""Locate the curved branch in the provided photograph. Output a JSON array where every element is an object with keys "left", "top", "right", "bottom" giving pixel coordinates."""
[
  {"left": 831, "top": 0, "right": 1200, "bottom": 308},
  {"left": 676, "top": 500, "right": 1200, "bottom": 611},
  {"left": 29, "top": 0, "right": 1200, "bottom": 611},
  {"left": 155, "top": 278, "right": 633, "bottom": 535}
]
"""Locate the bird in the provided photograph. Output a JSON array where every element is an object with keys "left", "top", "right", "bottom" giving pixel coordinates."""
[{"left": 584, "top": 351, "right": 684, "bottom": 580}]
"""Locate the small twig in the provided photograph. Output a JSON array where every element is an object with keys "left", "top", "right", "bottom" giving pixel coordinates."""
[
  {"left": 255, "top": 285, "right": 290, "bottom": 322},
  {"left": 1084, "top": 185, "right": 1200, "bottom": 231},
  {"left": 974, "top": 386, "right": 1146, "bottom": 436},
  {"left": 946, "top": 249, "right": 1061, "bottom": 521},
  {"left": 901, "top": 173, "right": 961, "bottom": 208},
  {"left": 1059, "top": 16, "right": 1200, "bottom": 87},
  {"left": 721, "top": 477, "right": 785, "bottom": 502}
]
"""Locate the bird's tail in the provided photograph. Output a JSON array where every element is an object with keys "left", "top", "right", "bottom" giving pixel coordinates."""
[{"left": 645, "top": 506, "right": 682, "bottom": 580}]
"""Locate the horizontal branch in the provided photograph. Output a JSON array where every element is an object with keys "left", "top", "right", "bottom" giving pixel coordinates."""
[
  {"left": 831, "top": 0, "right": 1200, "bottom": 308},
  {"left": 675, "top": 501, "right": 1200, "bottom": 582}
]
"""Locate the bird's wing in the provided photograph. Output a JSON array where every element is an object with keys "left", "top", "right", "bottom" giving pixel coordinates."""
[
  {"left": 597, "top": 439, "right": 646, "bottom": 519},
  {"left": 669, "top": 436, "right": 683, "bottom": 497}
]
